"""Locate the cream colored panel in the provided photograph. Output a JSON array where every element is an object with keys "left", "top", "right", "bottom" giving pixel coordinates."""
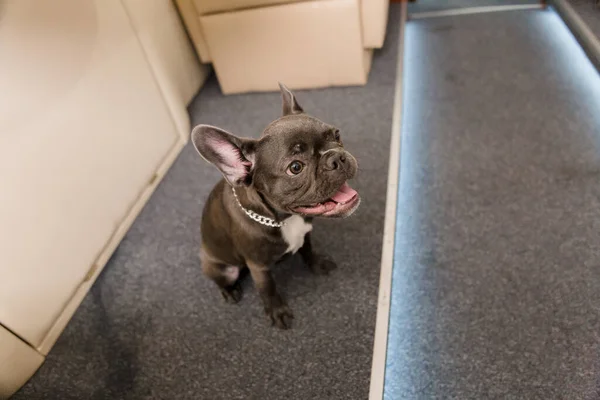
[
  {"left": 123, "top": 0, "right": 209, "bottom": 139},
  {"left": 200, "top": 0, "right": 368, "bottom": 94},
  {"left": 0, "top": 326, "right": 44, "bottom": 399},
  {"left": 38, "top": 137, "right": 186, "bottom": 356},
  {"left": 174, "top": 0, "right": 213, "bottom": 62},
  {"left": 192, "top": 0, "right": 301, "bottom": 15},
  {"left": 361, "top": 0, "right": 389, "bottom": 48},
  {"left": 0, "top": 0, "right": 178, "bottom": 347}
]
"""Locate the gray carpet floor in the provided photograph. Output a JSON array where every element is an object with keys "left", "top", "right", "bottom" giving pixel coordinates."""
[
  {"left": 14, "top": 5, "right": 400, "bottom": 400},
  {"left": 385, "top": 8, "right": 600, "bottom": 399}
]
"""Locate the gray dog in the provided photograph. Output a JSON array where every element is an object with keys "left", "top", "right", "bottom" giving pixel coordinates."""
[{"left": 191, "top": 84, "right": 360, "bottom": 329}]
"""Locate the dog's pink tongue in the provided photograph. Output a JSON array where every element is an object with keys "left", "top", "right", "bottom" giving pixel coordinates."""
[{"left": 330, "top": 183, "right": 357, "bottom": 203}]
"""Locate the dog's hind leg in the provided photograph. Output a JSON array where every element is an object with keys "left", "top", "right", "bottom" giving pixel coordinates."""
[{"left": 201, "top": 252, "right": 243, "bottom": 304}]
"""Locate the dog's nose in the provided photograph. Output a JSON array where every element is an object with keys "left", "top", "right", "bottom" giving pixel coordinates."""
[{"left": 324, "top": 151, "right": 346, "bottom": 171}]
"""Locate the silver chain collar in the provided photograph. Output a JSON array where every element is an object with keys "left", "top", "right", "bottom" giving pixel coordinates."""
[{"left": 231, "top": 186, "right": 285, "bottom": 228}]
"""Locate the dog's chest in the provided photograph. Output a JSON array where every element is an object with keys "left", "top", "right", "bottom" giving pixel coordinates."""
[{"left": 281, "top": 215, "right": 312, "bottom": 254}]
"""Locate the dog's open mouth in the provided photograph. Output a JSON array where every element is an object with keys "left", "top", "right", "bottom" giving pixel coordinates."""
[{"left": 293, "top": 183, "right": 360, "bottom": 217}]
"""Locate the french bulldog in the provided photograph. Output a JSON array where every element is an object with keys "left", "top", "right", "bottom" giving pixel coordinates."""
[{"left": 191, "top": 84, "right": 360, "bottom": 329}]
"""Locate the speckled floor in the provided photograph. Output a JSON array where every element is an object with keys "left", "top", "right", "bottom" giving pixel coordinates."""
[
  {"left": 14, "top": 6, "right": 402, "bottom": 400},
  {"left": 385, "top": 6, "right": 600, "bottom": 399},
  {"left": 14, "top": 2, "right": 600, "bottom": 400}
]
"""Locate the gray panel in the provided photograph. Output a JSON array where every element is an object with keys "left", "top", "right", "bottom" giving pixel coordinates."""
[
  {"left": 409, "top": 0, "right": 540, "bottom": 14},
  {"left": 386, "top": 8, "right": 600, "bottom": 400}
]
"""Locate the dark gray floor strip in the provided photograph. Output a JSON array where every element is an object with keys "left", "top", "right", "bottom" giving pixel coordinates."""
[
  {"left": 564, "top": 0, "right": 600, "bottom": 43},
  {"left": 385, "top": 8, "right": 600, "bottom": 399},
  {"left": 553, "top": 0, "right": 600, "bottom": 71},
  {"left": 408, "top": 0, "right": 540, "bottom": 14},
  {"left": 409, "top": 4, "right": 542, "bottom": 20}
]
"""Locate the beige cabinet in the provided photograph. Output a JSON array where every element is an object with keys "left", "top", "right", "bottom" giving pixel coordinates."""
[
  {"left": 0, "top": 0, "right": 208, "bottom": 396},
  {"left": 176, "top": 0, "right": 389, "bottom": 94}
]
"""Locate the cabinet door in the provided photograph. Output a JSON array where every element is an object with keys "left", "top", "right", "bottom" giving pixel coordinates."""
[
  {"left": 0, "top": 0, "right": 181, "bottom": 347},
  {"left": 0, "top": 325, "right": 44, "bottom": 398}
]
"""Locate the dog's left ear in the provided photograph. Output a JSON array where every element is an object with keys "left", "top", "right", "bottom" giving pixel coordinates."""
[
  {"left": 191, "top": 124, "right": 257, "bottom": 186},
  {"left": 279, "top": 82, "right": 303, "bottom": 116}
]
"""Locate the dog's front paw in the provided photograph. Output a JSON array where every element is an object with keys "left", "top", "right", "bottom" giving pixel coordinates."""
[
  {"left": 220, "top": 282, "right": 243, "bottom": 304},
  {"left": 266, "top": 303, "right": 294, "bottom": 330},
  {"left": 310, "top": 255, "right": 337, "bottom": 275}
]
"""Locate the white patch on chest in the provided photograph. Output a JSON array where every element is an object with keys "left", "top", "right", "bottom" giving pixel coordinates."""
[{"left": 281, "top": 215, "right": 312, "bottom": 254}]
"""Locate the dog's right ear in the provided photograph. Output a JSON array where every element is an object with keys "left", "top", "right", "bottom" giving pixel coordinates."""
[
  {"left": 279, "top": 82, "right": 304, "bottom": 116},
  {"left": 191, "top": 125, "right": 257, "bottom": 186}
]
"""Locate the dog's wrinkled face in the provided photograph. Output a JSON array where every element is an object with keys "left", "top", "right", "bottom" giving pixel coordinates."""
[
  {"left": 252, "top": 114, "right": 359, "bottom": 217},
  {"left": 191, "top": 84, "right": 360, "bottom": 218}
]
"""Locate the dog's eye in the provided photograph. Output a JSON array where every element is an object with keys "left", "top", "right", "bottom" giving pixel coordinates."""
[
  {"left": 287, "top": 161, "right": 304, "bottom": 175},
  {"left": 334, "top": 129, "right": 340, "bottom": 141}
]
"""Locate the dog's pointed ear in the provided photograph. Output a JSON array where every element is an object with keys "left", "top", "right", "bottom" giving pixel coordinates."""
[
  {"left": 279, "top": 82, "right": 303, "bottom": 116},
  {"left": 191, "top": 125, "right": 257, "bottom": 186}
]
